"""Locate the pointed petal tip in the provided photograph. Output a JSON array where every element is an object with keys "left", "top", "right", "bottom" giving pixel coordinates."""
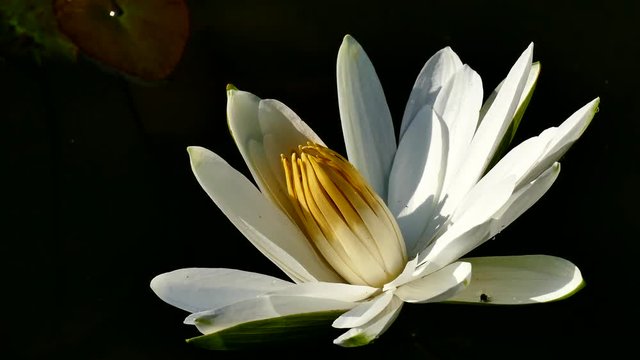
[
  {"left": 581, "top": 97, "right": 601, "bottom": 125},
  {"left": 226, "top": 83, "right": 239, "bottom": 92},
  {"left": 183, "top": 313, "right": 197, "bottom": 325},
  {"left": 437, "top": 45, "right": 459, "bottom": 60},
  {"left": 338, "top": 34, "right": 363, "bottom": 58},
  {"left": 515, "top": 43, "right": 534, "bottom": 64},
  {"left": 342, "top": 34, "right": 356, "bottom": 45},
  {"left": 187, "top": 146, "right": 213, "bottom": 167},
  {"left": 226, "top": 85, "right": 241, "bottom": 102},
  {"left": 532, "top": 61, "right": 541, "bottom": 71},
  {"left": 525, "top": 42, "right": 534, "bottom": 56},
  {"left": 186, "top": 145, "right": 202, "bottom": 157},
  {"left": 333, "top": 329, "right": 373, "bottom": 347}
]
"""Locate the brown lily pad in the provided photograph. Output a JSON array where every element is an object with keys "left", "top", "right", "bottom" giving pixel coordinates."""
[{"left": 53, "top": 0, "right": 189, "bottom": 81}]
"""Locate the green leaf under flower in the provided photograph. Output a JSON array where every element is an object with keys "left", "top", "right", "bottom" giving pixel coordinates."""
[{"left": 186, "top": 310, "right": 346, "bottom": 350}]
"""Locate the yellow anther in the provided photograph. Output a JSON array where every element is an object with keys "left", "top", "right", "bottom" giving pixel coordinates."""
[{"left": 281, "top": 142, "right": 407, "bottom": 287}]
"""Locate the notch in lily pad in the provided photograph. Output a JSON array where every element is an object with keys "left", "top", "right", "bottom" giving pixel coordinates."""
[{"left": 53, "top": 0, "right": 190, "bottom": 81}]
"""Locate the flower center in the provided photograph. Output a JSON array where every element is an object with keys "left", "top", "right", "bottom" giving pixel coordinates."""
[{"left": 280, "top": 142, "right": 407, "bottom": 287}]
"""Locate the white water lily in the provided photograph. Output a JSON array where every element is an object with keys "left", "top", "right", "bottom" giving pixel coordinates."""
[{"left": 151, "top": 35, "right": 598, "bottom": 348}]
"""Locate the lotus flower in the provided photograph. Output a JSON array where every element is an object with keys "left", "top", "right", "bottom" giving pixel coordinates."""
[{"left": 151, "top": 35, "right": 598, "bottom": 348}]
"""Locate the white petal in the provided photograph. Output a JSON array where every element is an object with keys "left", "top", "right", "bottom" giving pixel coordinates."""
[
  {"left": 150, "top": 268, "right": 293, "bottom": 313},
  {"left": 186, "top": 295, "right": 355, "bottom": 335},
  {"left": 387, "top": 106, "right": 447, "bottom": 253},
  {"left": 519, "top": 98, "right": 599, "bottom": 186},
  {"left": 384, "top": 253, "right": 464, "bottom": 291},
  {"left": 337, "top": 35, "right": 396, "bottom": 199},
  {"left": 447, "top": 255, "right": 584, "bottom": 304},
  {"left": 226, "top": 89, "right": 261, "bottom": 147},
  {"left": 267, "top": 282, "right": 378, "bottom": 302},
  {"left": 188, "top": 147, "right": 341, "bottom": 283},
  {"left": 259, "top": 99, "right": 326, "bottom": 147},
  {"left": 489, "top": 163, "right": 560, "bottom": 237},
  {"left": 480, "top": 62, "right": 541, "bottom": 124},
  {"left": 227, "top": 90, "right": 325, "bottom": 159},
  {"left": 414, "top": 172, "right": 514, "bottom": 269},
  {"left": 440, "top": 44, "right": 533, "bottom": 216},
  {"left": 416, "top": 164, "right": 559, "bottom": 273},
  {"left": 417, "top": 222, "right": 491, "bottom": 274},
  {"left": 225, "top": 89, "right": 272, "bottom": 198},
  {"left": 418, "top": 175, "right": 516, "bottom": 261},
  {"left": 332, "top": 291, "right": 393, "bottom": 328},
  {"left": 435, "top": 65, "right": 483, "bottom": 195},
  {"left": 382, "top": 256, "right": 420, "bottom": 291},
  {"left": 445, "top": 135, "right": 549, "bottom": 230},
  {"left": 259, "top": 100, "right": 328, "bottom": 192},
  {"left": 459, "top": 134, "right": 548, "bottom": 204},
  {"left": 333, "top": 295, "right": 404, "bottom": 347},
  {"left": 400, "top": 46, "right": 463, "bottom": 139},
  {"left": 395, "top": 261, "right": 471, "bottom": 303},
  {"left": 227, "top": 89, "right": 325, "bottom": 216}
]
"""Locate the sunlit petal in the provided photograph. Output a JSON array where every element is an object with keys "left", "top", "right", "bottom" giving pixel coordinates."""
[
  {"left": 434, "top": 65, "right": 483, "bottom": 195},
  {"left": 417, "top": 221, "right": 491, "bottom": 274},
  {"left": 480, "top": 62, "right": 541, "bottom": 128},
  {"left": 395, "top": 261, "right": 471, "bottom": 303},
  {"left": 417, "top": 175, "right": 516, "bottom": 263},
  {"left": 519, "top": 98, "right": 600, "bottom": 186},
  {"left": 227, "top": 89, "right": 326, "bottom": 215},
  {"left": 188, "top": 146, "right": 341, "bottom": 283},
  {"left": 337, "top": 35, "right": 396, "bottom": 199},
  {"left": 440, "top": 44, "right": 533, "bottom": 215},
  {"left": 150, "top": 268, "right": 293, "bottom": 313},
  {"left": 400, "top": 46, "right": 463, "bottom": 138},
  {"left": 388, "top": 106, "right": 447, "bottom": 254},
  {"left": 332, "top": 295, "right": 403, "bottom": 347},
  {"left": 267, "top": 282, "right": 379, "bottom": 302},
  {"left": 332, "top": 291, "right": 394, "bottom": 328},
  {"left": 489, "top": 163, "right": 560, "bottom": 237},
  {"left": 447, "top": 255, "right": 584, "bottom": 304}
]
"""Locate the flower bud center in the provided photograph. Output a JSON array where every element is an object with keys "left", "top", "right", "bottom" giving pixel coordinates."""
[{"left": 280, "top": 142, "right": 407, "bottom": 287}]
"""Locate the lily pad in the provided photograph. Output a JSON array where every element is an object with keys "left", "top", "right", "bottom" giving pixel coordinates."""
[{"left": 53, "top": 0, "right": 189, "bottom": 80}]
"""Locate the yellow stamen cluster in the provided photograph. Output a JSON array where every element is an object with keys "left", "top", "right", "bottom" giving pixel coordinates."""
[{"left": 281, "top": 142, "right": 407, "bottom": 287}]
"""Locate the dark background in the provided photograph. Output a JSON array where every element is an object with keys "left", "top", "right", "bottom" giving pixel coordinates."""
[{"left": 3, "top": 0, "right": 637, "bottom": 359}]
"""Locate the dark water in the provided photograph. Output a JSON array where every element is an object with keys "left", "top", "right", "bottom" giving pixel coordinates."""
[{"left": 3, "top": 0, "right": 637, "bottom": 359}]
